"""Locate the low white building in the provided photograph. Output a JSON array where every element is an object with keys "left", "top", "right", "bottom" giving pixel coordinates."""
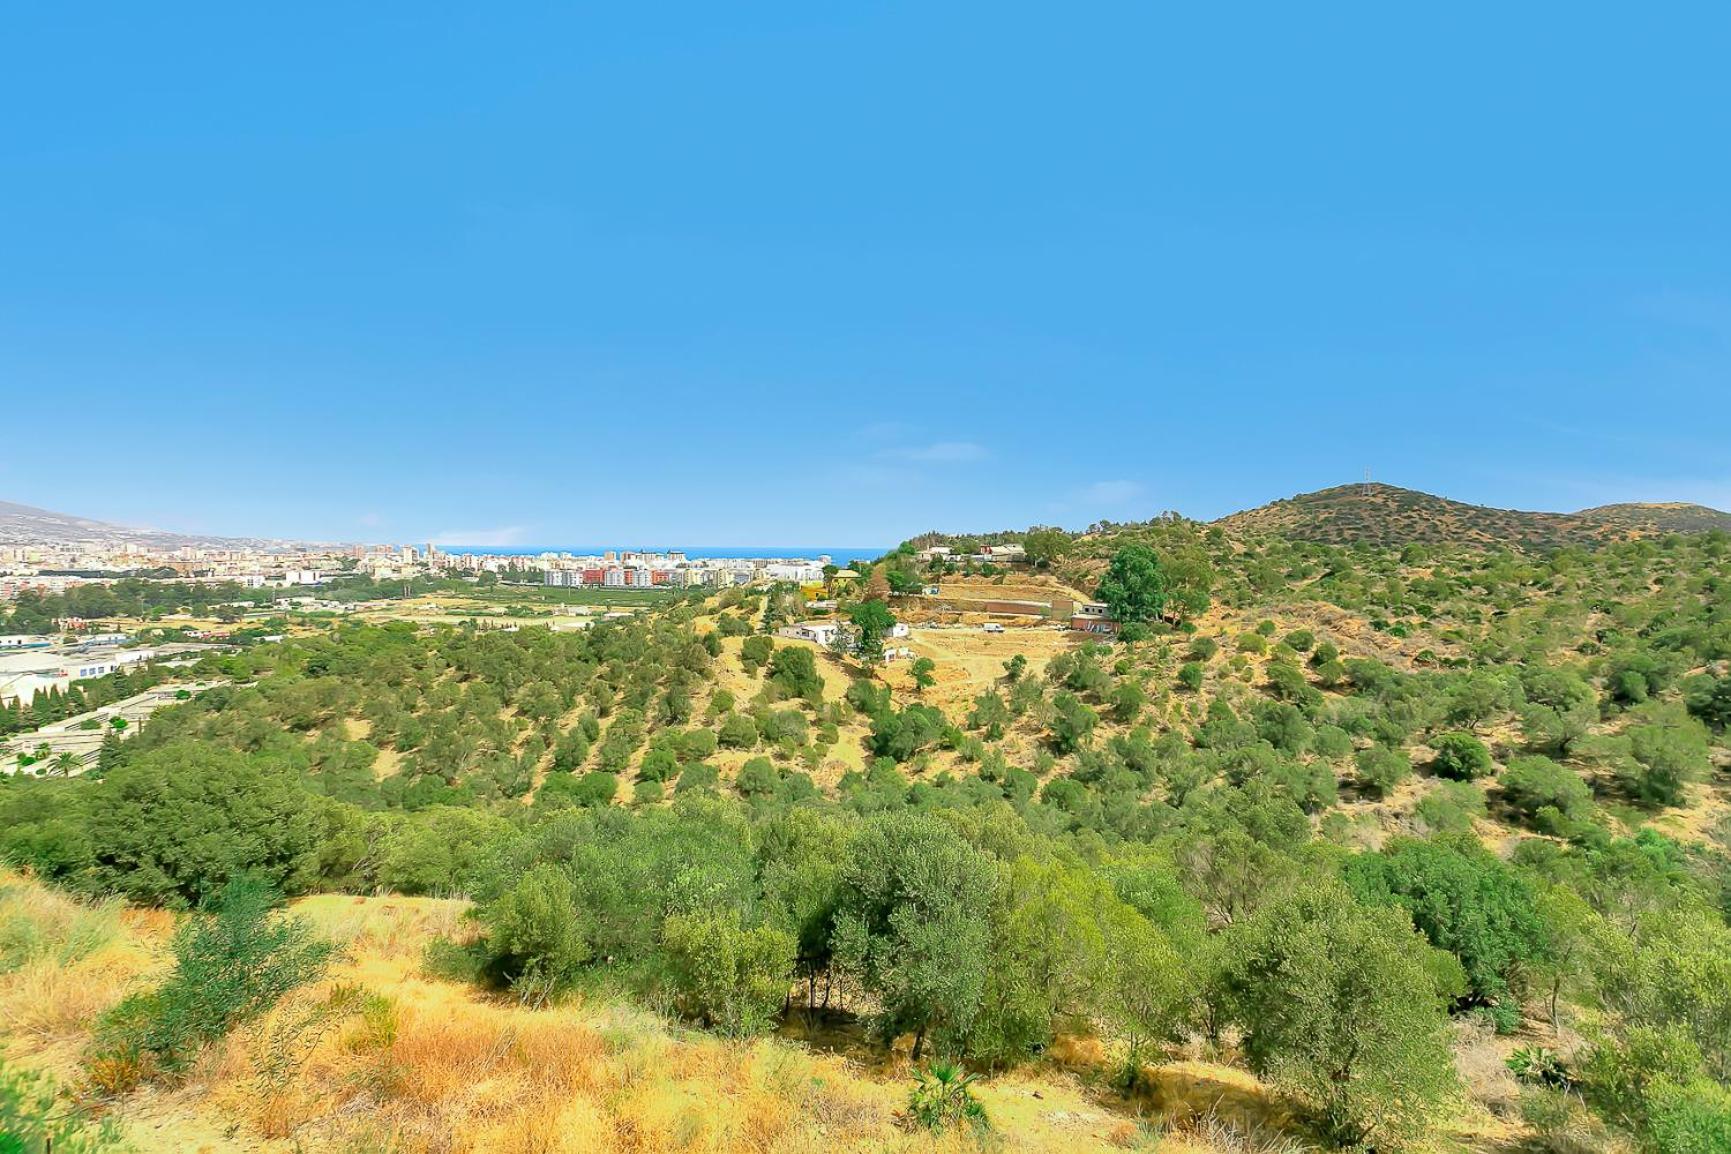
[
  {"left": 0, "top": 647, "right": 156, "bottom": 705},
  {"left": 779, "top": 621, "right": 843, "bottom": 647}
]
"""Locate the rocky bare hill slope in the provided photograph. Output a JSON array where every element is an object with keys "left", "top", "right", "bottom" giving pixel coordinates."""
[{"left": 1213, "top": 483, "right": 1731, "bottom": 548}]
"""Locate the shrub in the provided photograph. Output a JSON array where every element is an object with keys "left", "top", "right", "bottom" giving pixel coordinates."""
[
  {"left": 768, "top": 645, "right": 823, "bottom": 699},
  {"left": 1647, "top": 1077, "right": 1731, "bottom": 1154},
  {"left": 569, "top": 771, "right": 619, "bottom": 808},
  {"left": 1108, "top": 680, "right": 1145, "bottom": 723},
  {"left": 1186, "top": 637, "right": 1218, "bottom": 662},
  {"left": 1345, "top": 834, "right": 1546, "bottom": 1004},
  {"left": 1355, "top": 745, "right": 1412, "bottom": 798},
  {"left": 735, "top": 757, "right": 780, "bottom": 798},
  {"left": 1312, "top": 724, "right": 1353, "bottom": 760},
  {"left": 1313, "top": 658, "right": 1348, "bottom": 689},
  {"left": 481, "top": 864, "right": 590, "bottom": 989},
  {"left": 676, "top": 763, "right": 719, "bottom": 794},
  {"left": 378, "top": 806, "right": 515, "bottom": 895},
  {"left": 0, "top": 1059, "right": 124, "bottom": 1153},
  {"left": 637, "top": 746, "right": 679, "bottom": 784},
  {"left": 1048, "top": 693, "right": 1097, "bottom": 755},
  {"left": 1431, "top": 732, "right": 1493, "bottom": 780},
  {"left": 90, "top": 878, "right": 332, "bottom": 1087},
  {"left": 757, "top": 707, "right": 809, "bottom": 745},
  {"left": 868, "top": 705, "right": 947, "bottom": 762},
  {"left": 659, "top": 907, "right": 794, "bottom": 1037},
  {"left": 1686, "top": 674, "right": 1731, "bottom": 732},
  {"left": 1501, "top": 756, "right": 1591, "bottom": 823},
  {"left": 739, "top": 634, "right": 773, "bottom": 674},
  {"left": 1177, "top": 662, "right": 1205, "bottom": 691},
  {"left": 1264, "top": 662, "right": 1312, "bottom": 704},
  {"left": 1581, "top": 1025, "right": 1705, "bottom": 1134},
  {"left": 1623, "top": 722, "right": 1710, "bottom": 809},
  {"left": 680, "top": 729, "right": 719, "bottom": 761},
  {"left": 717, "top": 712, "right": 759, "bottom": 749},
  {"left": 1415, "top": 781, "right": 1486, "bottom": 834}
]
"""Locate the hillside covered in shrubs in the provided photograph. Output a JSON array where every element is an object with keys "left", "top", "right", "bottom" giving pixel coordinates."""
[{"left": 3, "top": 517, "right": 1730, "bottom": 1152}]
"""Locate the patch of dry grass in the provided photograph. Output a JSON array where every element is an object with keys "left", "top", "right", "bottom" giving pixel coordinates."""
[
  {"left": 0, "top": 876, "right": 123, "bottom": 971},
  {"left": 292, "top": 893, "right": 471, "bottom": 959},
  {"left": 0, "top": 875, "right": 1313, "bottom": 1154},
  {"left": 0, "top": 874, "right": 157, "bottom": 1057}
]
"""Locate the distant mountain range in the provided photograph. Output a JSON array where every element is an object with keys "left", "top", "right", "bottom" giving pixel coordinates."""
[
  {"left": 1212, "top": 483, "right": 1731, "bottom": 548},
  {"left": 0, "top": 500, "right": 289, "bottom": 549}
]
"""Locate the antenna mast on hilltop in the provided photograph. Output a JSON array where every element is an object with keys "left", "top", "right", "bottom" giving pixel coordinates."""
[{"left": 1363, "top": 467, "right": 1372, "bottom": 497}]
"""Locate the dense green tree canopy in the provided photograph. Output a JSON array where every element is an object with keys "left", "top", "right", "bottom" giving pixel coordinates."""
[{"left": 1095, "top": 544, "right": 1169, "bottom": 625}]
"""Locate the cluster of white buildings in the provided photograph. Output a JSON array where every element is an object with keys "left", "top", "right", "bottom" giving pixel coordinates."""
[
  {"left": 537, "top": 551, "right": 832, "bottom": 590},
  {"left": 778, "top": 619, "right": 913, "bottom": 660},
  {"left": 2, "top": 536, "right": 844, "bottom": 605},
  {"left": 0, "top": 540, "right": 370, "bottom": 602},
  {"left": 913, "top": 543, "right": 1026, "bottom": 564},
  {"left": 1, "top": 541, "right": 491, "bottom": 601}
]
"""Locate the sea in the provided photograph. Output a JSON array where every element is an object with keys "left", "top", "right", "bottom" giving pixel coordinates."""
[{"left": 448, "top": 545, "right": 887, "bottom": 568}]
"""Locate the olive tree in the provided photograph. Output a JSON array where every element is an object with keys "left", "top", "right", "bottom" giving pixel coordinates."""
[
  {"left": 831, "top": 813, "right": 997, "bottom": 1059},
  {"left": 1222, "top": 883, "right": 1459, "bottom": 1149}
]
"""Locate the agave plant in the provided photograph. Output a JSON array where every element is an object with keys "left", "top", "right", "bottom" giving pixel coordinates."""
[
  {"left": 907, "top": 1061, "right": 989, "bottom": 1134},
  {"left": 1506, "top": 1045, "right": 1573, "bottom": 1089}
]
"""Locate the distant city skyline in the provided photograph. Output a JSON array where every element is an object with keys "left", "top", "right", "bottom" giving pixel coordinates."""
[{"left": 3, "top": 6, "right": 1727, "bottom": 542}]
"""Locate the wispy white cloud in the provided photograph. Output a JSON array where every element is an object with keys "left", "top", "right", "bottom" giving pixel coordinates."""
[
  {"left": 429, "top": 525, "right": 530, "bottom": 546},
  {"left": 1080, "top": 479, "right": 1144, "bottom": 505},
  {"left": 357, "top": 512, "right": 384, "bottom": 528},
  {"left": 882, "top": 440, "right": 989, "bottom": 464}
]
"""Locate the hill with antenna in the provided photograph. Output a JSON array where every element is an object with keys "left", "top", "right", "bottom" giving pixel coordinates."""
[{"left": 1213, "top": 483, "right": 1731, "bottom": 548}]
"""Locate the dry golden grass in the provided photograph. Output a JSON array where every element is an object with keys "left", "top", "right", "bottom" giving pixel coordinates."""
[
  {"left": 1, "top": 953, "right": 139, "bottom": 1048},
  {"left": 0, "top": 877, "right": 157, "bottom": 1057},
  {"left": 0, "top": 879, "right": 1196, "bottom": 1153},
  {"left": 0, "top": 874, "right": 1508, "bottom": 1154},
  {"left": 292, "top": 892, "right": 471, "bottom": 959}
]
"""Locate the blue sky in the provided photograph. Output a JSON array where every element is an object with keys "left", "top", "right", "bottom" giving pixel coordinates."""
[{"left": 3, "top": 5, "right": 1727, "bottom": 546}]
